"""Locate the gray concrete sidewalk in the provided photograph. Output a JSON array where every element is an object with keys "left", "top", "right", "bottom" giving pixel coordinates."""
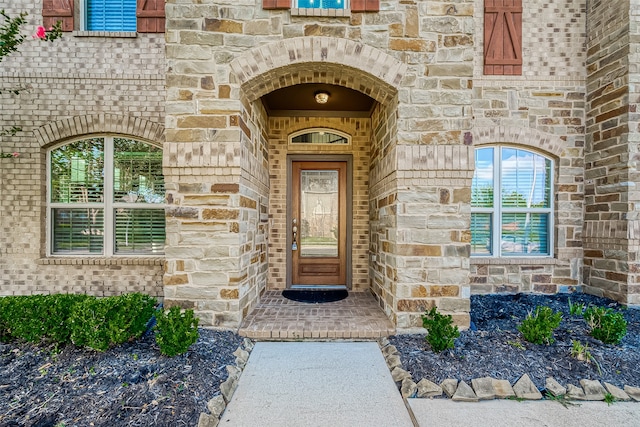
[
  {"left": 220, "top": 341, "right": 414, "bottom": 426},
  {"left": 220, "top": 341, "right": 640, "bottom": 427},
  {"left": 408, "top": 399, "right": 640, "bottom": 426}
]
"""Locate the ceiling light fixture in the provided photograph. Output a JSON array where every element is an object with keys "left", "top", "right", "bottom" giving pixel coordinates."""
[{"left": 314, "top": 91, "right": 330, "bottom": 104}]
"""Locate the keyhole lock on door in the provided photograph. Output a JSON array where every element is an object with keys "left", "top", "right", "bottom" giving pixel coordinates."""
[{"left": 292, "top": 218, "right": 298, "bottom": 251}]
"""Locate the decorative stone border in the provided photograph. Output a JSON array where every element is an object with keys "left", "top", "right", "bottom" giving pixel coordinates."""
[
  {"left": 378, "top": 338, "right": 640, "bottom": 403},
  {"left": 197, "top": 338, "right": 255, "bottom": 427}
]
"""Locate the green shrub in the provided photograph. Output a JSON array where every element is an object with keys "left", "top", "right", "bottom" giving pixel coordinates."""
[
  {"left": 69, "top": 293, "right": 156, "bottom": 351},
  {"left": 0, "top": 294, "right": 88, "bottom": 345},
  {"left": 583, "top": 306, "right": 627, "bottom": 345},
  {"left": 154, "top": 306, "right": 200, "bottom": 357},
  {"left": 421, "top": 307, "right": 460, "bottom": 353},
  {"left": 517, "top": 306, "right": 562, "bottom": 345}
]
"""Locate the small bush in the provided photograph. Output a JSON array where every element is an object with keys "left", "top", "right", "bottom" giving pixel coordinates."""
[
  {"left": 69, "top": 293, "right": 156, "bottom": 351},
  {"left": 568, "top": 298, "right": 585, "bottom": 317},
  {"left": 583, "top": 306, "right": 627, "bottom": 345},
  {"left": 0, "top": 294, "right": 88, "bottom": 345},
  {"left": 517, "top": 306, "right": 562, "bottom": 345},
  {"left": 154, "top": 306, "right": 199, "bottom": 357},
  {"left": 421, "top": 307, "right": 460, "bottom": 353}
]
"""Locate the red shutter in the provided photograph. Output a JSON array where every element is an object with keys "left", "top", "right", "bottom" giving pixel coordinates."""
[
  {"left": 42, "top": 0, "right": 74, "bottom": 32},
  {"left": 263, "top": 0, "right": 291, "bottom": 9},
  {"left": 484, "top": 0, "right": 522, "bottom": 75},
  {"left": 137, "top": 0, "right": 165, "bottom": 33},
  {"left": 352, "top": 0, "right": 379, "bottom": 12}
]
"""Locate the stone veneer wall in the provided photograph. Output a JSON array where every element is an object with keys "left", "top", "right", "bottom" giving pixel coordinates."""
[
  {"left": 469, "top": 0, "right": 586, "bottom": 296},
  {"left": 583, "top": 0, "right": 640, "bottom": 305},
  {"left": 267, "top": 116, "right": 371, "bottom": 291},
  {"left": 0, "top": 1, "right": 165, "bottom": 298}
]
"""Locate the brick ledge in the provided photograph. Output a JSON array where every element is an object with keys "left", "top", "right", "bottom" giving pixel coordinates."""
[{"left": 37, "top": 257, "right": 164, "bottom": 266}]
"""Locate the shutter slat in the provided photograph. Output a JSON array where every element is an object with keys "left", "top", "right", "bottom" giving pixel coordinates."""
[{"left": 42, "top": 0, "right": 74, "bottom": 32}]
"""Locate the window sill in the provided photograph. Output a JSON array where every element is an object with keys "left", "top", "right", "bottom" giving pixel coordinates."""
[
  {"left": 73, "top": 31, "right": 137, "bottom": 38},
  {"left": 38, "top": 257, "right": 163, "bottom": 266},
  {"left": 470, "top": 257, "right": 561, "bottom": 265},
  {"left": 291, "top": 8, "right": 350, "bottom": 17}
]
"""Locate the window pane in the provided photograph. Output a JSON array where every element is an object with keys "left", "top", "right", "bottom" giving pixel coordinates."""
[
  {"left": 291, "top": 132, "right": 348, "bottom": 144},
  {"left": 471, "top": 213, "right": 492, "bottom": 255},
  {"left": 472, "top": 147, "right": 494, "bottom": 207},
  {"left": 51, "top": 138, "right": 104, "bottom": 203},
  {"left": 87, "top": 0, "right": 136, "bottom": 31},
  {"left": 114, "top": 209, "right": 165, "bottom": 254},
  {"left": 52, "top": 208, "right": 104, "bottom": 254},
  {"left": 501, "top": 213, "right": 549, "bottom": 255},
  {"left": 501, "top": 148, "right": 552, "bottom": 208},
  {"left": 300, "top": 170, "right": 339, "bottom": 257},
  {"left": 113, "top": 138, "right": 165, "bottom": 204},
  {"left": 296, "top": 0, "right": 345, "bottom": 8}
]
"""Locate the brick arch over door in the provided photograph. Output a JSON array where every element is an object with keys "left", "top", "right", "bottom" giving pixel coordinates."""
[
  {"left": 229, "top": 37, "right": 407, "bottom": 103},
  {"left": 472, "top": 126, "right": 565, "bottom": 158},
  {"left": 34, "top": 114, "right": 165, "bottom": 148}
]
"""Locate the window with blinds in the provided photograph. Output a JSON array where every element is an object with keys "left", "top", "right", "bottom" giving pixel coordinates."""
[
  {"left": 86, "top": 0, "right": 136, "bottom": 31},
  {"left": 296, "top": 0, "right": 346, "bottom": 8},
  {"left": 49, "top": 136, "right": 165, "bottom": 256},
  {"left": 471, "top": 146, "right": 553, "bottom": 257}
]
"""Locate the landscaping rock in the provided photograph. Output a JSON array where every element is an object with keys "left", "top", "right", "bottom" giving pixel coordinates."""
[
  {"left": 580, "top": 379, "right": 606, "bottom": 401},
  {"left": 242, "top": 338, "right": 254, "bottom": 352},
  {"left": 492, "top": 378, "right": 515, "bottom": 399},
  {"left": 416, "top": 379, "right": 443, "bottom": 398},
  {"left": 566, "top": 384, "right": 587, "bottom": 400},
  {"left": 220, "top": 376, "right": 238, "bottom": 403},
  {"left": 233, "top": 348, "right": 250, "bottom": 369},
  {"left": 382, "top": 343, "right": 398, "bottom": 355},
  {"left": 604, "top": 382, "right": 630, "bottom": 402},
  {"left": 452, "top": 380, "right": 479, "bottom": 402},
  {"left": 513, "top": 374, "right": 542, "bottom": 400},
  {"left": 471, "top": 377, "right": 495, "bottom": 400},
  {"left": 207, "top": 395, "right": 226, "bottom": 418},
  {"left": 379, "top": 337, "right": 390, "bottom": 348},
  {"left": 385, "top": 354, "right": 403, "bottom": 370},
  {"left": 545, "top": 377, "right": 566, "bottom": 397},
  {"left": 440, "top": 378, "right": 458, "bottom": 398},
  {"left": 391, "top": 367, "right": 412, "bottom": 383},
  {"left": 226, "top": 365, "right": 242, "bottom": 380},
  {"left": 624, "top": 385, "right": 640, "bottom": 402},
  {"left": 401, "top": 378, "right": 418, "bottom": 398},
  {"left": 198, "top": 413, "right": 219, "bottom": 427}
]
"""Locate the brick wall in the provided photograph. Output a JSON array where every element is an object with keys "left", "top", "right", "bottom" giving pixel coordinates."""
[{"left": 0, "top": 1, "right": 165, "bottom": 298}]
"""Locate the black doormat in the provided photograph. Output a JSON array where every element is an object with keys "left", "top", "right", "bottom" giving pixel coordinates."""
[{"left": 282, "top": 289, "right": 348, "bottom": 303}]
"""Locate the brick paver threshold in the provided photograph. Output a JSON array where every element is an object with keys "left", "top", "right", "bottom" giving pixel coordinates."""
[{"left": 238, "top": 291, "right": 395, "bottom": 340}]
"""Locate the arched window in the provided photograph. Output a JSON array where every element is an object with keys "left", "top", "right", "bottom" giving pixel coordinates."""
[
  {"left": 289, "top": 129, "right": 350, "bottom": 145},
  {"left": 48, "top": 136, "right": 165, "bottom": 256},
  {"left": 471, "top": 146, "right": 553, "bottom": 257}
]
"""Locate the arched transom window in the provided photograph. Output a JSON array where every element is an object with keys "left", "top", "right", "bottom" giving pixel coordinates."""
[
  {"left": 47, "top": 136, "right": 165, "bottom": 256},
  {"left": 471, "top": 146, "right": 554, "bottom": 257}
]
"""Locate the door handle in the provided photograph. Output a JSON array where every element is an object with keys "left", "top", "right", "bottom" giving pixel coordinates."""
[{"left": 292, "top": 218, "right": 298, "bottom": 251}]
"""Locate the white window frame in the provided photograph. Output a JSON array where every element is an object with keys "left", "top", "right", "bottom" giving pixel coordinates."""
[
  {"left": 289, "top": 128, "right": 352, "bottom": 146},
  {"left": 46, "top": 135, "right": 165, "bottom": 257},
  {"left": 293, "top": 0, "right": 349, "bottom": 9},
  {"left": 471, "top": 145, "right": 554, "bottom": 258}
]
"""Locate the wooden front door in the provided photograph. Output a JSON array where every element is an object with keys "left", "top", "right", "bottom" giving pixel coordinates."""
[{"left": 290, "top": 160, "right": 349, "bottom": 286}]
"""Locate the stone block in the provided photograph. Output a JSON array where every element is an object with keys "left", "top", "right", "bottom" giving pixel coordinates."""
[
  {"left": 440, "top": 378, "right": 458, "bottom": 398},
  {"left": 416, "top": 379, "right": 443, "bottom": 398},
  {"left": 391, "top": 367, "right": 412, "bottom": 383},
  {"left": 385, "top": 354, "right": 403, "bottom": 370},
  {"left": 452, "top": 380, "right": 478, "bottom": 402},
  {"left": 492, "top": 379, "right": 515, "bottom": 399},
  {"left": 545, "top": 377, "right": 567, "bottom": 397},
  {"left": 604, "top": 382, "right": 630, "bottom": 401},
  {"left": 513, "top": 374, "right": 542, "bottom": 400},
  {"left": 198, "top": 413, "right": 219, "bottom": 427},
  {"left": 471, "top": 377, "right": 495, "bottom": 400},
  {"left": 207, "top": 395, "right": 226, "bottom": 418},
  {"left": 566, "top": 384, "right": 587, "bottom": 400},
  {"left": 580, "top": 379, "right": 606, "bottom": 400},
  {"left": 401, "top": 378, "right": 418, "bottom": 398},
  {"left": 624, "top": 385, "right": 640, "bottom": 401}
]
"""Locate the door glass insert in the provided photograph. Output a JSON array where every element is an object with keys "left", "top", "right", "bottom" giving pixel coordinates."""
[{"left": 300, "top": 170, "right": 339, "bottom": 257}]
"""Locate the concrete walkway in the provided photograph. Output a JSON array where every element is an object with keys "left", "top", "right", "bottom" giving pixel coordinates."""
[
  {"left": 220, "top": 342, "right": 640, "bottom": 427},
  {"left": 220, "top": 342, "right": 413, "bottom": 426}
]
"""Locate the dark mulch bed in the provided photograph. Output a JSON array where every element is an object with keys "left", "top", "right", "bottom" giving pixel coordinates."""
[
  {"left": 390, "top": 293, "right": 640, "bottom": 391},
  {"left": 0, "top": 329, "right": 242, "bottom": 427}
]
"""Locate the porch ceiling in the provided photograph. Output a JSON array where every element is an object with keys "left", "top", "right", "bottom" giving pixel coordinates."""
[{"left": 261, "top": 83, "right": 376, "bottom": 117}]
